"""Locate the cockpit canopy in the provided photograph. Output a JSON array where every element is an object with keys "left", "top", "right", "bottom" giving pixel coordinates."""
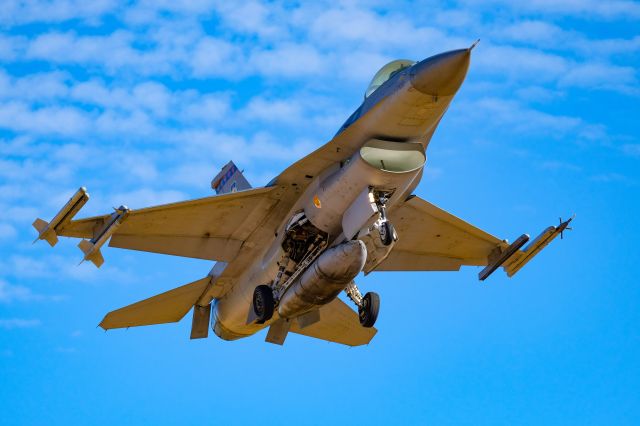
[{"left": 365, "top": 59, "right": 416, "bottom": 98}]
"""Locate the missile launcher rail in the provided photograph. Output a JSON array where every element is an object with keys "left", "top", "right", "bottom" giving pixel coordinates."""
[
  {"left": 32, "top": 186, "right": 130, "bottom": 268},
  {"left": 32, "top": 187, "right": 89, "bottom": 247},
  {"left": 479, "top": 216, "right": 574, "bottom": 281}
]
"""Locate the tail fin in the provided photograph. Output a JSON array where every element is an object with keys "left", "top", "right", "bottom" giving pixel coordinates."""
[
  {"left": 78, "top": 239, "right": 104, "bottom": 268},
  {"left": 211, "top": 161, "right": 252, "bottom": 194},
  {"left": 32, "top": 218, "right": 58, "bottom": 247}
]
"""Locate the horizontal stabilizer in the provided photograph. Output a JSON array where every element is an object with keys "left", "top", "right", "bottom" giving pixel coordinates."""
[
  {"left": 99, "top": 277, "right": 210, "bottom": 330},
  {"left": 289, "top": 297, "right": 376, "bottom": 346}
]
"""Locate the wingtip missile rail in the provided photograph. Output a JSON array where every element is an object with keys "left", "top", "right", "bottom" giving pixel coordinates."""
[
  {"left": 32, "top": 187, "right": 89, "bottom": 247},
  {"left": 479, "top": 234, "right": 529, "bottom": 281},
  {"left": 479, "top": 216, "right": 575, "bottom": 281},
  {"left": 503, "top": 216, "right": 574, "bottom": 278},
  {"left": 78, "top": 205, "right": 130, "bottom": 268}
]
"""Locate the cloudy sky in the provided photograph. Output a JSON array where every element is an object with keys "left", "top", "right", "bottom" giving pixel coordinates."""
[{"left": 1, "top": 1, "right": 639, "bottom": 424}]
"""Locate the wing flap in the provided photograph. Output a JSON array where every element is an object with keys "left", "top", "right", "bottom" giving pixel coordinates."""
[
  {"left": 289, "top": 298, "right": 376, "bottom": 346},
  {"left": 99, "top": 277, "right": 210, "bottom": 330},
  {"left": 375, "top": 250, "right": 464, "bottom": 272},
  {"left": 109, "top": 234, "right": 243, "bottom": 261}
]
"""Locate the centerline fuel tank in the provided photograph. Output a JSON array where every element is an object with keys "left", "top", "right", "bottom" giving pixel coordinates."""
[
  {"left": 278, "top": 240, "right": 367, "bottom": 318},
  {"left": 304, "top": 139, "right": 425, "bottom": 236}
]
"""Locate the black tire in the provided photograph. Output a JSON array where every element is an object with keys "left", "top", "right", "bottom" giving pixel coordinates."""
[
  {"left": 253, "top": 285, "right": 275, "bottom": 323},
  {"left": 358, "top": 292, "right": 380, "bottom": 328},
  {"left": 379, "top": 221, "right": 395, "bottom": 246}
]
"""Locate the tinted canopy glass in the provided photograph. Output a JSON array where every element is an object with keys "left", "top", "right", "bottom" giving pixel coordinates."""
[{"left": 365, "top": 59, "right": 415, "bottom": 98}]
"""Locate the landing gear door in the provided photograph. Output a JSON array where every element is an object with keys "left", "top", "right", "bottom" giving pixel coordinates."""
[
  {"left": 359, "top": 225, "right": 397, "bottom": 274},
  {"left": 342, "top": 187, "right": 379, "bottom": 240}
]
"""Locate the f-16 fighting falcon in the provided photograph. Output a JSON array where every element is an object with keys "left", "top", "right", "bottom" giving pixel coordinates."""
[{"left": 33, "top": 45, "right": 572, "bottom": 346}]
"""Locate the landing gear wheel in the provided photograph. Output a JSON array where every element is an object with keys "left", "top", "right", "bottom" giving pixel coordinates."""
[
  {"left": 379, "top": 221, "right": 395, "bottom": 246},
  {"left": 358, "top": 292, "right": 380, "bottom": 328},
  {"left": 253, "top": 285, "right": 275, "bottom": 324}
]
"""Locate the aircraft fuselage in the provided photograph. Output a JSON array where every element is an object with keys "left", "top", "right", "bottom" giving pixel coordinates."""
[{"left": 210, "top": 49, "right": 473, "bottom": 340}]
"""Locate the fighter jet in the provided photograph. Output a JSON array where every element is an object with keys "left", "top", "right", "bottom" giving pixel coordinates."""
[{"left": 33, "top": 46, "right": 572, "bottom": 346}]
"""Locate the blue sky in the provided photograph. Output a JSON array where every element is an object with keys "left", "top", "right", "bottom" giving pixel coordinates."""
[{"left": 1, "top": 1, "right": 639, "bottom": 424}]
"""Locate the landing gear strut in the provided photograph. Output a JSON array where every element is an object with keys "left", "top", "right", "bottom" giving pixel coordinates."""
[
  {"left": 374, "top": 192, "right": 396, "bottom": 247},
  {"left": 253, "top": 285, "right": 275, "bottom": 324},
  {"left": 345, "top": 281, "right": 380, "bottom": 328}
]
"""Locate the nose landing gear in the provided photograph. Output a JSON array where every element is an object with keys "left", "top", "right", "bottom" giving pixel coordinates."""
[
  {"left": 374, "top": 192, "right": 397, "bottom": 247},
  {"left": 378, "top": 220, "right": 395, "bottom": 246}
]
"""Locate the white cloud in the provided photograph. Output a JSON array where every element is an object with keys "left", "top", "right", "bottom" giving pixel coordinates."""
[
  {"left": 214, "top": 1, "right": 284, "bottom": 39},
  {"left": 475, "top": 45, "right": 570, "bottom": 82},
  {"left": 473, "top": 44, "right": 638, "bottom": 93},
  {"left": 493, "top": 20, "right": 640, "bottom": 57},
  {"left": 248, "top": 43, "right": 328, "bottom": 77},
  {"left": 242, "top": 97, "right": 304, "bottom": 124},
  {"left": 458, "top": 97, "right": 608, "bottom": 142},
  {"left": 0, "top": 223, "right": 17, "bottom": 240},
  {"left": 463, "top": 0, "right": 640, "bottom": 19},
  {"left": 191, "top": 37, "right": 245, "bottom": 78},
  {"left": 0, "top": 35, "right": 27, "bottom": 60},
  {"left": 539, "top": 161, "right": 582, "bottom": 172},
  {"left": 181, "top": 94, "right": 230, "bottom": 123},
  {"left": 25, "top": 30, "right": 180, "bottom": 75},
  {"left": 309, "top": 7, "right": 451, "bottom": 52},
  {"left": 495, "top": 21, "right": 568, "bottom": 45},
  {"left": 0, "top": 0, "right": 117, "bottom": 25},
  {"left": 94, "top": 109, "right": 158, "bottom": 138},
  {"left": 0, "top": 102, "right": 92, "bottom": 136},
  {"left": 0, "top": 318, "right": 41, "bottom": 329},
  {"left": 337, "top": 50, "right": 392, "bottom": 83},
  {"left": 621, "top": 144, "right": 640, "bottom": 157},
  {"left": 590, "top": 172, "right": 634, "bottom": 184},
  {"left": 559, "top": 63, "right": 638, "bottom": 93},
  {"left": 107, "top": 189, "right": 188, "bottom": 209},
  {"left": 515, "top": 86, "right": 565, "bottom": 103},
  {"left": 0, "top": 279, "right": 50, "bottom": 303}
]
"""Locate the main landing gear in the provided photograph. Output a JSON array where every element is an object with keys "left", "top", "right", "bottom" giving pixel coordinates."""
[
  {"left": 345, "top": 281, "right": 380, "bottom": 328},
  {"left": 253, "top": 285, "right": 275, "bottom": 324}
]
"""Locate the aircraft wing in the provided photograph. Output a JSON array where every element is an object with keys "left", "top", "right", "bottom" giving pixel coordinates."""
[
  {"left": 376, "top": 195, "right": 507, "bottom": 272},
  {"left": 289, "top": 297, "right": 377, "bottom": 346},
  {"left": 55, "top": 187, "right": 281, "bottom": 261}
]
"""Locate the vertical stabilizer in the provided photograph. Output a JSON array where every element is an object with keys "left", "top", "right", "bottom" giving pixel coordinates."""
[{"left": 211, "top": 161, "right": 252, "bottom": 194}]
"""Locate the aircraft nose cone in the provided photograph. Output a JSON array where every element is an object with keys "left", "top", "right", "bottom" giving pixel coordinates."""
[{"left": 410, "top": 49, "right": 471, "bottom": 96}]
